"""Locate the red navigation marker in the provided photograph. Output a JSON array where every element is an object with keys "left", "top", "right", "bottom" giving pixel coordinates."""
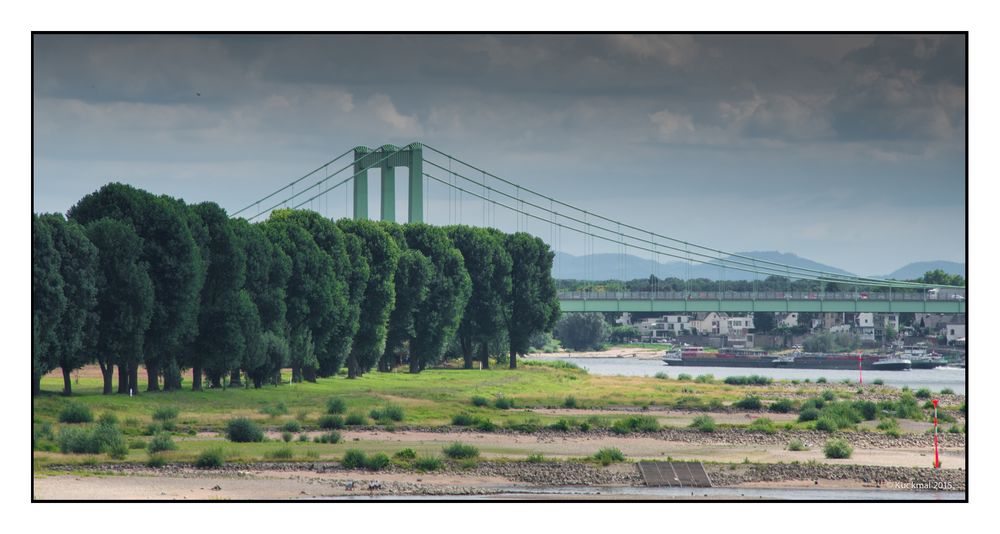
[{"left": 932, "top": 399, "right": 940, "bottom": 469}]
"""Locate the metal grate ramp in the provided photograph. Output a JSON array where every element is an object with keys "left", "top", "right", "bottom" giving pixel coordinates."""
[{"left": 637, "top": 461, "right": 712, "bottom": 487}]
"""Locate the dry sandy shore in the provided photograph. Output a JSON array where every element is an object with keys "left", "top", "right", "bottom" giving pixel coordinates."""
[{"left": 534, "top": 347, "right": 665, "bottom": 359}]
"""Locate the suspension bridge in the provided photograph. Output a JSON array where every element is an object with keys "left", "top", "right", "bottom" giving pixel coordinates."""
[{"left": 232, "top": 142, "right": 966, "bottom": 314}]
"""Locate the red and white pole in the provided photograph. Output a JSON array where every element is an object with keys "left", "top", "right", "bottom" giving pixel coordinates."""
[
  {"left": 932, "top": 399, "right": 940, "bottom": 469},
  {"left": 858, "top": 354, "right": 863, "bottom": 386}
]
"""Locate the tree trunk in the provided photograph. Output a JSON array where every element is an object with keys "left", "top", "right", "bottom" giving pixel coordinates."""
[
  {"left": 461, "top": 336, "right": 473, "bottom": 369},
  {"left": 303, "top": 367, "right": 317, "bottom": 383},
  {"left": 117, "top": 364, "right": 129, "bottom": 394},
  {"left": 347, "top": 354, "right": 359, "bottom": 379},
  {"left": 145, "top": 361, "right": 159, "bottom": 392},
  {"left": 230, "top": 369, "right": 242, "bottom": 387},
  {"left": 409, "top": 355, "right": 420, "bottom": 374},
  {"left": 479, "top": 343, "right": 490, "bottom": 369},
  {"left": 192, "top": 363, "right": 203, "bottom": 391},
  {"left": 99, "top": 360, "right": 113, "bottom": 395},
  {"left": 291, "top": 366, "right": 302, "bottom": 383},
  {"left": 128, "top": 362, "right": 140, "bottom": 396},
  {"left": 509, "top": 349, "right": 517, "bottom": 369},
  {"left": 61, "top": 366, "right": 73, "bottom": 396},
  {"left": 210, "top": 374, "right": 222, "bottom": 389}
]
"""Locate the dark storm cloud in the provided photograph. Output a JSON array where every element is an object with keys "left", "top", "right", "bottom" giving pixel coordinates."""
[{"left": 32, "top": 34, "right": 966, "bottom": 274}]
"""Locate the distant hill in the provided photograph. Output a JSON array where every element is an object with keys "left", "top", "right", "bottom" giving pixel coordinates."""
[
  {"left": 552, "top": 250, "right": 854, "bottom": 281},
  {"left": 879, "top": 261, "right": 966, "bottom": 281}
]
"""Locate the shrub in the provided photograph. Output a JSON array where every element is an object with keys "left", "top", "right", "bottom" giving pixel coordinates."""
[
  {"left": 877, "top": 418, "right": 901, "bottom": 438},
  {"left": 143, "top": 423, "right": 162, "bottom": 436},
  {"left": 364, "top": 453, "right": 391, "bottom": 470},
  {"left": 691, "top": 415, "right": 716, "bottom": 433},
  {"left": 814, "top": 418, "right": 838, "bottom": 432},
  {"left": 57, "top": 422, "right": 127, "bottom": 458},
  {"left": 505, "top": 418, "right": 541, "bottom": 433},
  {"left": 98, "top": 412, "right": 119, "bottom": 426},
  {"left": 940, "top": 388, "right": 954, "bottom": 395},
  {"left": 281, "top": 420, "right": 302, "bottom": 433},
  {"left": 676, "top": 373, "right": 692, "bottom": 381},
  {"left": 873, "top": 378, "right": 884, "bottom": 385},
  {"left": 526, "top": 453, "right": 546, "bottom": 463},
  {"left": 749, "top": 418, "right": 776, "bottom": 434},
  {"left": 344, "top": 413, "right": 367, "bottom": 426},
  {"left": 895, "top": 393, "right": 923, "bottom": 420},
  {"left": 318, "top": 414, "right": 344, "bottom": 430},
  {"left": 451, "top": 413, "right": 479, "bottom": 426},
  {"left": 128, "top": 439, "right": 147, "bottom": 450},
  {"left": 548, "top": 419, "right": 572, "bottom": 432},
  {"left": 152, "top": 406, "right": 180, "bottom": 422},
  {"left": 787, "top": 439, "right": 808, "bottom": 451},
  {"left": 821, "top": 390, "right": 836, "bottom": 402},
  {"left": 59, "top": 403, "right": 93, "bottom": 424},
  {"left": 948, "top": 424, "right": 961, "bottom": 434},
  {"left": 816, "top": 377, "right": 827, "bottom": 384},
  {"left": 611, "top": 415, "right": 660, "bottom": 434},
  {"left": 326, "top": 398, "right": 347, "bottom": 414},
  {"left": 259, "top": 402, "right": 288, "bottom": 417},
  {"left": 382, "top": 404, "right": 405, "bottom": 422},
  {"left": 147, "top": 433, "right": 177, "bottom": 454},
  {"left": 654, "top": 372, "right": 669, "bottom": 380},
  {"left": 578, "top": 421, "right": 591, "bottom": 432},
  {"left": 494, "top": 396, "right": 514, "bottom": 410},
  {"left": 443, "top": 442, "right": 480, "bottom": 459},
  {"left": 801, "top": 398, "right": 825, "bottom": 411},
  {"left": 196, "top": 447, "right": 226, "bottom": 468},
  {"left": 694, "top": 374, "right": 715, "bottom": 384},
  {"left": 734, "top": 395, "right": 762, "bottom": 410},
  {"left": 563, "top": 396, "right": 578, "bottom": 408},
  {"left": 823, "top": 439, "right": 853, "bottom": 459},
  {"left": 314, "top": 431, "right": 341, "bottom": 444},
  {"left": 822, "top": 402, "right": 863, "bottom": 428},
  {"left": 394, "top": 448, "right": 417, "bottom": 460},
  {"left": 146, "top": 454, "right": 167, "bottom": 468},
  {"left": 414, "top": 456, "right": 442, "bottom": 471},
  {"left": 281, "top": 431, "right": 293, "bottom": 442},
  {"left": 471, "top": 395, "right": 489, "bottom": 407},
  {"left": 915, "top": 388, "right": 932, "bottom": 399},
  {"left": 769, "top": 399, "right": 795, "bottom": 413},
  {"left": 798, "top": 408, "right": 820, "bottom": 422},
  {"left": 225, "top": 418, "right": 264, "bottom": 443},
  {"left": 724, "top": 375, "right": 773, "bottom": 386},
  {"left": 342, "top": 449, "right": 367, "bottom": 469},
  {"left": 266, "top": 447, "right": 294, "bottom": 460},
  {"left": 298, "top": 433, "right": 310, "bottom": 442},
  {"left": 475, "top": 419, "right": 498, "bottom": 432},
  {"left": 852, "top": 401, "right": 878, "bottom": 421},
  {"left": 593, "top": 447, "right": 626, "bottom": 466}
]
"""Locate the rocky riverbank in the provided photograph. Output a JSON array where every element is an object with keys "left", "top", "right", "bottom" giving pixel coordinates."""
[{"left": 705, "top": 463, "right": 965, "bottom": 491}]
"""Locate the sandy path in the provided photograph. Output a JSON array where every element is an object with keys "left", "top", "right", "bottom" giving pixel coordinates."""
[{"left": 532, "top": 348, "right": 665, "bottom": 359}]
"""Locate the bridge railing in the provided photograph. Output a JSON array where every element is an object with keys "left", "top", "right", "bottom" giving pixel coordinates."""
[{"left": 556, "top": 290, "right": 966, "bottom": 301}]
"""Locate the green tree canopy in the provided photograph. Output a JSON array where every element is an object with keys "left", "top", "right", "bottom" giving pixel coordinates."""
[
  {"left": 403, "top": 224, "right": 471, "bottom": 373},
  {"left": 38, "top": 214, "right": 99, "bottom": 396},
  {"left": 338, "top": 219, "right": 400, "bottom": 377},
  {"left": 554, "top": 313, "right": 610, "bottom": 351},
  {"left": 69, "top": 183, "right": 203, "bottom": 393},
  {"left": 447, "top": 225, "right": 512, "bottom": 369},
  {"left": 85, "top": 218, "right": 154, "bottom": 395},
  {"left": 504, "top": 232, "right": 560, "bottom": 368},
  {"left": 32, "top": 214, "right": 66, "bottom": 396}
]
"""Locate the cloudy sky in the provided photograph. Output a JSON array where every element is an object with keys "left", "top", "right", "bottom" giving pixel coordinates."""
[{"left": 32, "top": 34, "right": 966, "bottom": 275}]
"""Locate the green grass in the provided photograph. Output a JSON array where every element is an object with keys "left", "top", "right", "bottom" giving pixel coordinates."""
[
  {"left": 593, "top": 447, "right": 626, "bottom": 466},
  {"left": 442, "top": 442, "right": 479, "bottom": 459}
]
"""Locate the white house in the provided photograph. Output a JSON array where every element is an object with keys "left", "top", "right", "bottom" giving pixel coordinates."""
[
  {"left": 777, "top": 312, "right": 799, "bottom": 328},
  {"left": 946, "top": 324, "right": 966, "bottom": 344}
]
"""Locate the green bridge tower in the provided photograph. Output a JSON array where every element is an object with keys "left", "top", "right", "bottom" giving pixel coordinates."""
[{"left": 352, "top": 143, "right": 424, "bottom": 223}]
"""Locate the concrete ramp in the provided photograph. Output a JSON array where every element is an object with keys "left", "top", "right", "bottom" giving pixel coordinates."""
[{"left": 637, "top": 461, "right": 712, "bottom": 487}]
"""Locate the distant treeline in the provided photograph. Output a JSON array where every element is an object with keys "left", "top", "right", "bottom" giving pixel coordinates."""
[
  {"left": 32, "top": 183, "right": 559, "bottom": 396},
  {"left": 556, "top": 269, "right": 964, "bottom": 293}
]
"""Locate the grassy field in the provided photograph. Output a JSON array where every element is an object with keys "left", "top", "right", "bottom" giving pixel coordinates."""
[{"left": 32, "top": 361, "right": 964, "bottom": 471}]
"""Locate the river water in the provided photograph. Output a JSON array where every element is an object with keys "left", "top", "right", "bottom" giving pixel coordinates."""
[{"left": 535, "top": 357, "right": 966, "bottom": 394}]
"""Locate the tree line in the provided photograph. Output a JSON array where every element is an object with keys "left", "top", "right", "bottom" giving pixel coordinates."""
[
  {"left": 32, "top": 183, "right": 560, "bottom": 396},
  {"left": 557, "top": 270, "right": 965, "bottom": 294}
]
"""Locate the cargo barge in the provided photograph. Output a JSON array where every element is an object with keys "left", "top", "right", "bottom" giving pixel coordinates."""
[{"left": 663, "top": 346, "right": 911, "bottom": 371}]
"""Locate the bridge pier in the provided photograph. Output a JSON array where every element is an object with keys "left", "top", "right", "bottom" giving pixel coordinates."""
[{"left": 353, "top": 143, "right": 424, "bottom": 223}]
